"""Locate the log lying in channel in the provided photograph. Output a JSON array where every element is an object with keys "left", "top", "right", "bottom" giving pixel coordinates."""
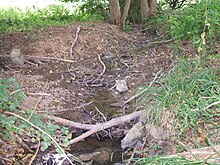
[{"left": 46, "top": 110, "right": 144, "bottom": 144}]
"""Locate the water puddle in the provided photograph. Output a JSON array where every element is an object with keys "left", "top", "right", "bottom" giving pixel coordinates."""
[{"left": 71, "top": 138, "right": 122, "bottom": 165}]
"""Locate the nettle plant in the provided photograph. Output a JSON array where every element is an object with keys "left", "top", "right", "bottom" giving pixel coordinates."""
[{"left": 0, "top": 78, "right": 71, "bottom": 152}]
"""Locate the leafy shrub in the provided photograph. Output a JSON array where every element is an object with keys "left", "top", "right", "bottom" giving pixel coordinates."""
[
  {"left": 145, "top": 0, "right": 220, "bottom": 46},
  {"left": 0, "top": 77, "right": 23, "bottom": 111},
  {"left": 0, "top": 78, "right": 71, "bottom": 152},
  {"left": 77, "top": 0, "right": 108, "bottom": 19}
]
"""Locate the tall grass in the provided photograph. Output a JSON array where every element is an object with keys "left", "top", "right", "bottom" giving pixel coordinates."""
[{"left": 140, "top": 57, "right": 220, "bottom": 133}]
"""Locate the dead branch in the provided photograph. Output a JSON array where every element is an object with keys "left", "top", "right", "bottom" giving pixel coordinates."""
[
  {"left": 46, "top": 115, "right": 96, "bottom": 130},
  {"left": 29, "top": 140, "right": 40, "bottom": 165},
  {"left": 69, "top": 110, "right": 144, "bottom": 144},
  {"left": 0, "top": 54, "right": 76, "bottom": 63},
  {"left": 92, "top": 54, "right": 106, "bottom": 83},
  {"left": 47, "top": 111, "right": 144, "bottom": 144},
  {"left": 70, "top": 26, "right": 81, "bottom": 59},
  {"left": 168, "top": 145, "right": 220, "bottom": 164},
  {"left": 137, "top": 39, "right": 174, "bottom": 53}
]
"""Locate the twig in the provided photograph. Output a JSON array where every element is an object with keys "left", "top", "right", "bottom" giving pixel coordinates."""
[
  {"left": 29, "top": 140, "right": 40, "bottom": 165},
  {"left": 0, "top": 155, "right": 13, "bottom": 164},
  {"left": 26, "top": 55, "right": 76, "bottom": 63},
  {"left": 167, "top": 144, "right": 220, "bottom": 164},
  {"left": 0, "top": 54, "right": 76, "bottom": 63},
  {"left": 70, "top": 26, "right": 81, "bottom": 59},
  {"left": 0, "top": 109, "right": 82, "bottom": 165},
  {"left": 27, "top": 92, "right": 51, "bottom": 96},
  {"left": 27, "top": 96, "right": 42, "bottom": 120},
  {"left": 92, "top": 54, "right": 106, "bottom": 83},
  {"left": 95, "top": 107, "right": 107, "bottom": 121},
  {"left": 122, "top": 70, "right": 162, "bottom": 106},
  {"left": 204, "top": 100, "right": 220, "bottom": 110}
]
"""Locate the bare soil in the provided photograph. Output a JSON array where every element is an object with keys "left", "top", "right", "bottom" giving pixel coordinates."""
[{"left": 0, "top": 22, "right": 174, "bottom": 164}]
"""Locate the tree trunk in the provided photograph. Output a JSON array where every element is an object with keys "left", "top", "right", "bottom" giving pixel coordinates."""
[
  {"left": 121, "top": 0, "right": 132, "bottom": 27},
  {"left": 140, "top": 0, "right": 157, "bottom": 22},
  {"left": 140, "top": 0, "right": 151, "bottom": 21},
  {"left": 109, "top": 0, "right": 121, "bottom": 25},
  {"left": 149, "top": 0, "right": 157, "bottom": 13}
]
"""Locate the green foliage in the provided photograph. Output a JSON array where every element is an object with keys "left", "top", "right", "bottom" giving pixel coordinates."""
[
  {"left": 159, "top": 0, "right": 191, "bottom": 10},
  {"left": 140, "top": 57, "right": 220, "bottom": 134},
  {"left": 0, "top": 77, "right": 23, "bottom": 111},
  {"left": 76, "top": 0, "right": 108, "bottom": 19},
  {"left": 0, "top": 4, "right": 105, "bottom": 32},
  {"left": 0, "top": 78, "right": 72, "bottom": 152},
  {"left": 145, "top": 0, "right": 220, "bottom": 47}
]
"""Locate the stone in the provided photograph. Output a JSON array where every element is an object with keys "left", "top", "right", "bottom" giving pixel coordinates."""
[
  {"left": 115, "top": 80, "right": 128, "bottom": 93},
  {"left": 121, "top": 122, "right": 145, "bottom": 149},
  {"left": 10, "top": 49, "right": 24, "bottom": 66}
]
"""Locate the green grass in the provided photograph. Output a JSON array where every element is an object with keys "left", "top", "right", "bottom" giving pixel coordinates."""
[
  {"left": 135, "top": 56, "right": 220, "bottom": 164},
  {"left": 141, "top": 57, "right": 220, "bottom": 132},
  {"left": 0, "top": 5, "right": 105, "bottom": 32}
]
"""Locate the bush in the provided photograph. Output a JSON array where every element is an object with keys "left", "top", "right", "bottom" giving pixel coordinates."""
[
  {"left": 145, "top": 0, "right": 220, "bottom": 47},
  {"left": 0, "top": 78, "right": 71, "bottom": 152}
]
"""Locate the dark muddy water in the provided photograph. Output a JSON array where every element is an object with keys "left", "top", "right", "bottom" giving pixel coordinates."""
[{"left": 70, "top": 138, "right": 123, "bottom": 165}]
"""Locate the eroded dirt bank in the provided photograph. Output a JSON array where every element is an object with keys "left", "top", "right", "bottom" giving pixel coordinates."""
[{"left": 0, "top": 22, "right": 173, "bottom": 164}]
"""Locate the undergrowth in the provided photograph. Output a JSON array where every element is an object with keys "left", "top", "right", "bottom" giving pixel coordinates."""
[
  {"left": 0, "top": 77, "right": 72, "bottom": 153},
  {"left": 145, "top": 0, "right": 220, "bottom": 47},
  {"left": 0, "top": 5, "right": 105, "bottom": 32},
  {"left": 136, "top": 56, "right": 220, "bottom": 164},
  {"left": 141, "top": 56, "right": 220, "bottom": 133}
]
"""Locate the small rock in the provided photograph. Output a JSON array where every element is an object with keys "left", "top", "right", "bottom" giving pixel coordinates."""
[
  {"left": 115, "top": 80, "right": 128, "bottom": 93},
  {"left": 121, "top": 122, "right": 145, "bottom": 149},
  {"left": 10, "top": 49, "right": 24, "bottom": 66}
]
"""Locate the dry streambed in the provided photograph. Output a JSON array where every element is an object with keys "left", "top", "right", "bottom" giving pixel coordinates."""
[{"left": 0, "top": 23, "right": 173, "bottom": 164}]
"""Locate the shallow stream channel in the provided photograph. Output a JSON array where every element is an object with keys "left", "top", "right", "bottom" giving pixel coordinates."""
[{"left": 40, "top": 87, "right": 133, "bottom": 165}]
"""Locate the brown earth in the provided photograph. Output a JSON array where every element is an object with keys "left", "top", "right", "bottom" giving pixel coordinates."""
[
  {"left": 0, "top": 22, "right": 175, "bottom": 164},
  {"left": 0, "top": 22, "right": 173, "bottom": 122}
]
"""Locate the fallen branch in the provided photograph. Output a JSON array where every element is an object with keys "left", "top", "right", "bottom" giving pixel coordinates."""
[
  {"left": 46, "top": 115, "right": 96, "bottom": 130},
  {"left": 168, "top": 145, "right": 220, "bottom": 164},
  {"left": 47, "top": 111, "right": 144, "bottom": 144},
  {"left": 92, "top": 54, "right": 106, "bottom": 83},
  {"left": 69, "top": 110, "right": 144, "bottom": 144},
  {"left": 0, "top": 54, "right": 76, "bottom": 63},
  {"left": 70, "top": 26, "right": 81, "bottom": 59}
]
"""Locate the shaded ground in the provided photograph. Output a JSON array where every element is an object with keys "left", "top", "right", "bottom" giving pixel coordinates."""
[{"left": 0, "top": 22, "right": 174, "bottom": 164}]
